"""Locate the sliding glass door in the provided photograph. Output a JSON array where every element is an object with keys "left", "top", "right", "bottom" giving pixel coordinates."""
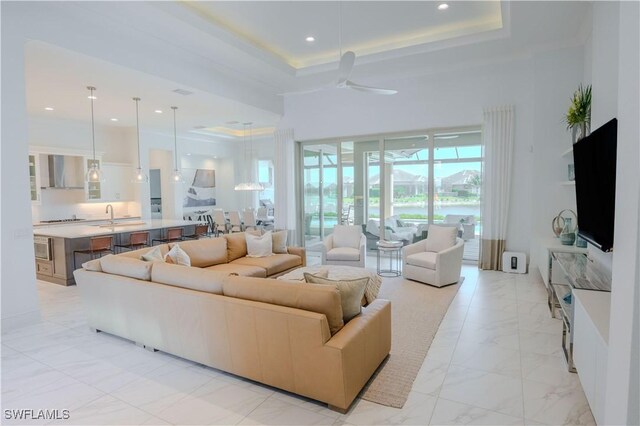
[
  {"left": 302, "top": 144, "right": 338, "bottom": 246},
  {"left": 298, "top": 127, "right": 482, "bottom": 261}
]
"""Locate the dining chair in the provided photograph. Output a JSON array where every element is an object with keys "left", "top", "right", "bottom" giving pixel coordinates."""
[
  {"left": 243, "top": 208, "right": 258, "bottom": 231},
  {"left": 213, "top": 209, "right": 228, "bottom": 236},
  {"left": 228, "top": 211, "right": 243, "bottom": 233}
]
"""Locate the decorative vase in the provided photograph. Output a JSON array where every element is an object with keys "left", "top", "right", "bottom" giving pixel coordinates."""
[
  {"left": 572, "top": 122, "right": 591, "bottom": 144},
  {"left": 560, "top": 217, "right": 576, "bottom": 245}
]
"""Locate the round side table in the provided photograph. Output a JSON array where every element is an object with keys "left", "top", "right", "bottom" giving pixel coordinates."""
[{"left": 376, "top": 240, "right": 403, "bottom": 277}]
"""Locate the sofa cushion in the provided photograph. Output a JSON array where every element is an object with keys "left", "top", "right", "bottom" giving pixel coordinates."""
[
  {"left": 332, "top": 225, "right": 362, "bottom": 249},
  {"left": 119, "top": 245, "right": 170, "bottom": 260},
  {"left": 152, "top": 262, "right": 230, "bottom": 294},
  {"left": 230, "top": 254, "right": 301, "bottom": 276},
  {"left": 424, "top": 225, "right": 457, "bottom": 252},
  {"left": 100, "top": 254, "right": 153, "bottom": 281},
  {"left": 304, "top": 273, "right": 368, "bottom": 322},
  {"left": 406, "top": 251, "right": 438, "bottom": 270},
  {"left": 206, "top": 263, "right": 267, "bottom": 278},
  {"left": 326, "top": 247, "right": 360, "bottom": 261},
  {"left": 222, "top": 276, "right": 344, "bottom": 335},
  {"left": 246, "top": 231, "right": 273, "bottom": 257},
  {"left": 224, "top": 232, "right": 248, "bottom": 261},
  {"left": 165, "top": 244, "right": 191, "bottom": 266},
  {"left": 272, "top": 230, "right": 288, "bottom": 254},
  {"left": 172, "top": 238, "right": 227, "bottom": 267}
]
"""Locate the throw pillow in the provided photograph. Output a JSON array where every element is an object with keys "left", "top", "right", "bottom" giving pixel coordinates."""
[
  {"left": 246, "top": 231, "right": 273, "bottom": 257},
  {"left": 140, "top": 246, "right": 164, "bottom": 262},
  {"left": 82, "top": 258, "right": 102, "bottom": 272},
  {"left": 164, "top": 244, "right": 191, "bottom": 266},
  {"left": 272, "top": 230, "right": 288, "bottom": 254},
  {"left": 303, "top": 273, "right": 368, "bottom": 322},
  {"left": 424, "top": 225, "right": 457, "bottom": 253}
]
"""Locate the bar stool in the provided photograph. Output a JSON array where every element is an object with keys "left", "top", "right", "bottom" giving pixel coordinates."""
[
  {"left": 73, "top": 236, "right": 114, "bottom": 269},
  {"left": 184, "top": 224, "right": 211, "bottom": 240},
  {"left": 114, "top": 231, "right": 150, "bottom": 253},
  {"left": 152, "top": 227, "right": 184, "bottom": 245}
]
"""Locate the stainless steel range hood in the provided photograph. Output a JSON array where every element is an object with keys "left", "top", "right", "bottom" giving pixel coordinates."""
[{"left": 42, "top": 155, "right": 85, "bottom": 189}]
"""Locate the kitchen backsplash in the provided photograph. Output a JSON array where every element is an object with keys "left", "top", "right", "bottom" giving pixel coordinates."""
[{"left": 31, "top": 189, "right": 141, "bottom": 223}]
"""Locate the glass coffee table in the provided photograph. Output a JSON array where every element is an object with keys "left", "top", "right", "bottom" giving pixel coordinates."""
[{"left": 376, "top": 240, "right": 404, "bottom": 277}]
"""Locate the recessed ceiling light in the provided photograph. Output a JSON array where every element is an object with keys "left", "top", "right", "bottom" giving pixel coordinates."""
[
  {"left": 110, "top": 118, "right": 118, "bottom": 122},
  {"left": 305, "top": 36, "right": 315, "bottom": 42},
  {"left": 155, "top": 110, "right": 163, "bottom": 114},
  {"left": 87, "top": 95, "right": 97, "bottom": 100},
  {"left": 438, "top": 3, "right": 449, "bottom": 10},
  {"left": 186, "top": 153, "right": 192, "bottom": 156},
  {"left": 44, "top": 107, "right": 54, "bottom": 111}
]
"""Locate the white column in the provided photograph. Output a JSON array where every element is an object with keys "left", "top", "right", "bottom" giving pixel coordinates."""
[
  {"left": 273, "top": 129, "right": 296, "bottom": 236},
  {"left": 1, "top": 26, "right": 41, "bottom": 329}
]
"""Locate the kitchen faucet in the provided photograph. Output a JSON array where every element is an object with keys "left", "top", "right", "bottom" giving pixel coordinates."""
[{"left": 106, "top": 204, "right": 114, "bottom": 224}]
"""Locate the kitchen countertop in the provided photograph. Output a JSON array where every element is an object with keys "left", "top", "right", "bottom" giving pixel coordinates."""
[
  {"left": 33, "top": 219, "right": 195, "bottom": 239},
  {"left": 33, "top": 216, "right": 142, "bottom": 227}
]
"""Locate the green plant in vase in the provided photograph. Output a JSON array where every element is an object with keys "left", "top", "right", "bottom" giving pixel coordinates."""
[{"left": 565, "top": 84, "right": 592, "bottom": 144}]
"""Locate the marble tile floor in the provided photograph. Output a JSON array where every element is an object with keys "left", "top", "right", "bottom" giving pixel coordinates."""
[{"left": 1, "top": 266, "right": 595, "bottom": 425}]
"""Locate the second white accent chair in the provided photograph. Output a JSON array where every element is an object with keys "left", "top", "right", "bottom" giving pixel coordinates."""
[
  {"left": 228, "top": 211, "right": 243, "bottom": 233},
  {"left": 213, "top": 209, "right": 228, "bottom": 235},
  {"left": 321, "top": 225, "right": 366, "bottom": 267},
  {"left": 402, "top": 225, "right": 464, "bottom": 288}
]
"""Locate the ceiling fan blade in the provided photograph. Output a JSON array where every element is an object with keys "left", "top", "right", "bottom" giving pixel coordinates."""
[
  {"left": 345, "top": 80, "right": 398, "bottom": 95},
  {"left": 337, "top": 51, "right": 356, "bottom": 84}
]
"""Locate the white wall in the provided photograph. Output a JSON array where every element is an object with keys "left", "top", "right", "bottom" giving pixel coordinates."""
[
  {"left": 529, "top": 46, "right": 585, "bottom": 270},
  {"left": 282, "top": 46, "right": 585, "bottom": 258}
]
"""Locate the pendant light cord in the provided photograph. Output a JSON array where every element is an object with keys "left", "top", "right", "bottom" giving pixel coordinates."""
[
  {"left": 133, "top": 97, "right": 141, "bottom": 169},
  {"left": 172, "top": 106, "right": 178, "bottom": 170},
  {"left": 90, "top": 87, "right": 96, "bottom": 162}
]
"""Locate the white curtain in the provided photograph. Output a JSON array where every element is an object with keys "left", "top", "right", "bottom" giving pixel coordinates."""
[
  {"left": 480, "top": 106, "right": 515, "bottom": 270},
  {"left": 273, "top": 129, "right": 297, "bottom": 238}
]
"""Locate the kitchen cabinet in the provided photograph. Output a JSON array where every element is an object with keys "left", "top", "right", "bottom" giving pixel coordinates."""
[
  {"left": 86, "top": 158, "right": 102, "bottom": 201},
  {"left": 35, "top": 259, "right": 53, "bottom": 276},
  {"left": 101, "top": 163, "right": 135, "bottom": 201},
  {"left": 28, "top": 154, "right": 42, "bottom": 204},
  {"left": 573, "top": 289, "right": 610, "bottom": 426}
]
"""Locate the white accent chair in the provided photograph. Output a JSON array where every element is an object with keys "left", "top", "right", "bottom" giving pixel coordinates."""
[
  {"left": 228, "top": 211, "right": 243, "bottom": 233},
  {"left": 402, "top": 225, "right": 464, "bottom": 287},
  {"left": 321, "top": 225, "right": 366, "bottom": 267}
]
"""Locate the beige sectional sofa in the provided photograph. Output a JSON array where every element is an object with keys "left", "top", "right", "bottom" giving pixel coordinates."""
[{"left": 74, "top": 233, "right": 392, "bottom": 412}]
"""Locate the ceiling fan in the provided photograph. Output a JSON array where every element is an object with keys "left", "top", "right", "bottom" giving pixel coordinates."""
[
  {"left": 281, "top": 3, "right": 398, "bottom": 96},
  {"left": 281, "top": 50, "right": 398, "bottom": 97}
]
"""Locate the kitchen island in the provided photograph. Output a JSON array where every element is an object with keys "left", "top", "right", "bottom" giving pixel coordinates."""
[{"left": 34, "top": 219, "right": 196, "bottom": 286}]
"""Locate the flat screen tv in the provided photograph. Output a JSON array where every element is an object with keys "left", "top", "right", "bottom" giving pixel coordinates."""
[{"left": 573, "top": 118, "right": 617, "bottom": 252}]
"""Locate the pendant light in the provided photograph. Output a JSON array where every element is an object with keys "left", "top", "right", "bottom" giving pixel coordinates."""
[
  {"left": 234, "top": 122, "right": 264, "bottom": 191},
  {"left": 132, "top": 97, "right": 148, "bottom": 183},
  {"left": 85, "top": 86, "right": 104, "bottom": 183},
  {"left": 171, "top": 106, "right": 183, "bottom": 183}
]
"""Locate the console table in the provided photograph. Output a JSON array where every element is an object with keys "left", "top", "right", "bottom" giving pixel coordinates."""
[{"left": 550, "top": 251, "right": 611, "bottom": 425}]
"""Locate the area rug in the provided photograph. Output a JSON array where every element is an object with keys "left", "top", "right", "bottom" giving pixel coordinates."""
[{"left": 360, "top": 276, "right": 463, "bottom": 409}]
